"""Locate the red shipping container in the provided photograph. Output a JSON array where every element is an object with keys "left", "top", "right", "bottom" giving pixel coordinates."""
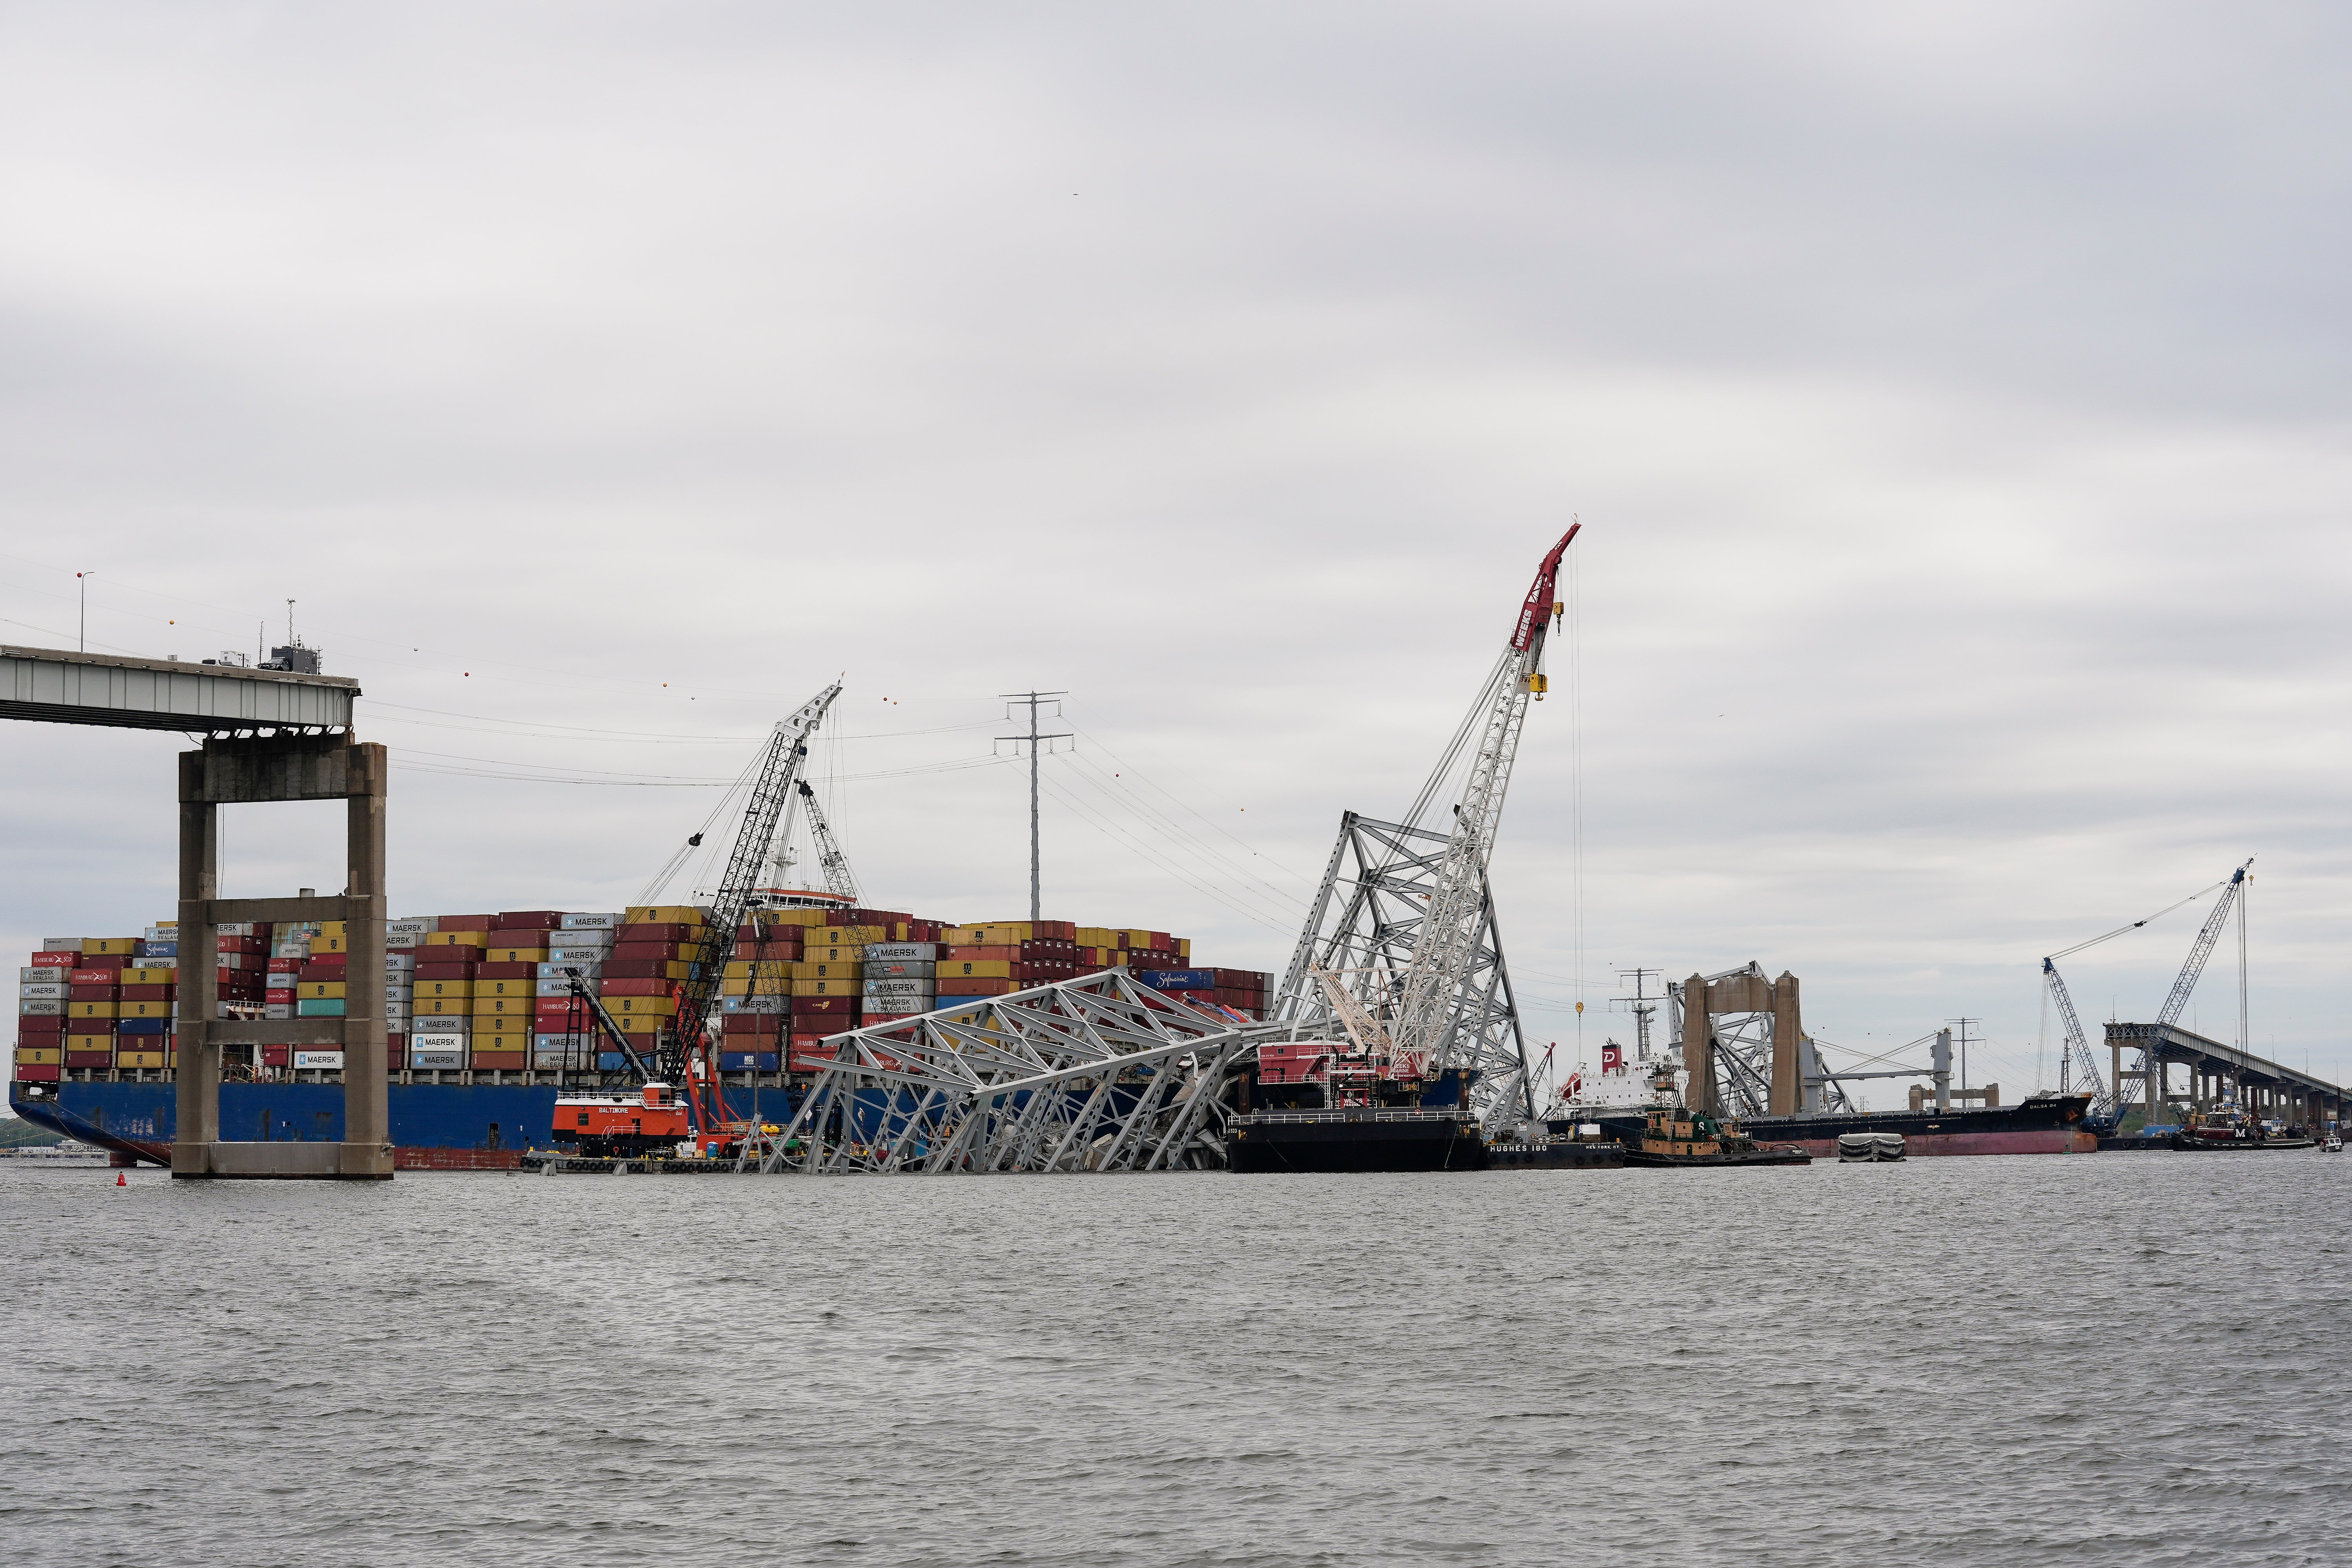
[
  {"left": 413, "top": 961, "right": 478, "bottom": 980},
  {"left": 472, "top": 1050, "right": 526, "bottom": 1070},
  {"left": 217, "top": 935, "right": 266, "bottom": 954},
  {"left": 265, "top": 989, "right": 296, "bottom": 1004},
  {"left": 65, "top": 1049, "right": 115, "bottom": 1067},
  {"left": 261, "top": 1045, "right": 292, "bottom": 1066},
  {"left": 597, "top": 977, "right": 675, "bottom": 997},
  {"left": 18, "top": 1015, "right": 65, "bottom": 1034},
  {"left": 75, "top": 955, "right": 129, "bottom": 971},
  {"left": 14, "top": 1064, "right": 61, "bottom": 1082},
  {"left": 421, "top": 945, "right": 484, "bottom": 963},
  {"left": 477, "top": 962, "right": 536, "bottom": 979},
  {"left": 267, "top": 957, "right": 301, "bottom": 974},
  {"left": 296, "top": 964, "right": 346, "bottom": 982},
  {"left": 29, "top": 951, "right": 78, "bottom": 968},
  {"left": 861, "top": 1011, "right": 922, "bottom": 1026},
  {"left": 796, "top": 995, "right": 857, "bottom": 1015},
  {"left": 938, "top": 978, "right": 1014, "bottom": 996},
  {"left": 67, "top": 984, "right": 120, "bottom": 1002},
  {"left": 723, "top": 1012, "right": 785, "bottom": 1034},
  {"left": 493, "top": 911, "right": 565, "bottom": 930},
  {"left": 603, "top": 959, "right": 684, "bottom": 979},
  {"left": 67, "top": 969, "right": 119, "bottom": 985},
  {"left": 534, "top": 996, "right": 585, "bottom": 1016},
  {"left": 120, "top": 985, "right": 174, "bottom": 1001},
  {"left": 437, "top": 915, "right": 495, "bottom": 930},
  {"left": 616, "top": 923, "right": 698, "bottom": 944},
  {"left": 610, "top": 941, "right": 686, "bottom": 962},
  {"left": 66, "top": 1016, "right": 116, "bottom": 1033}
]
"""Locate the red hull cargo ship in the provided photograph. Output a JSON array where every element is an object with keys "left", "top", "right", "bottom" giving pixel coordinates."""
[{"left": 1736, "top": 1092, "right": 2097, "bottom": 1157}]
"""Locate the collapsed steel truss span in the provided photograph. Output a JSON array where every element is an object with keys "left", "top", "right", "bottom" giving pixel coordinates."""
[
  {"left": 1274, "top": 811, "right": 1535, "bottom": 1129},
  {"left": 742, "top": 969, "right": 1288, "bottom": 1174}
]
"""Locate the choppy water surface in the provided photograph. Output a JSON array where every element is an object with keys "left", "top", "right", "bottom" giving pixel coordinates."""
[{"left": 3, "top": 1154, "right": 2347, "bottom": 1566}]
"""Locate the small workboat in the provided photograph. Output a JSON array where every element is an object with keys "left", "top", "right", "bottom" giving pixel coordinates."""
[
  {"left": 1837, "top": 1131, "right": 1907, "bottom": 1162},
  {"left": 1621, "top": 1103, "right": 1810, "bottom": 1167},
  {"left": 2168, "top": 1105, "right": 2316, "bottom": 1152},
  {"left": 2323, "top": 1132, "right": 2343, "bottom": 1153}
]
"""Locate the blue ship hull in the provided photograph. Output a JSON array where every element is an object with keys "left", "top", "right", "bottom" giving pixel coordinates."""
[{"left": 9, "top": 1080, "right": 559, "bottom": 1167}]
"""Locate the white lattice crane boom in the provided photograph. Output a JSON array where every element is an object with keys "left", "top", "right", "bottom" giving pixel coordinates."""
[{"left": 1391, "top": 525, "right": 1578, "bottom": 1069}]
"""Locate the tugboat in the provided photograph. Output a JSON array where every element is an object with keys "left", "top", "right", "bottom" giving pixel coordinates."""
[
  {"left": 2169, "top": 1103, "right": 2316, "bottom": 1152},
  {"left": 1611, "top": 1065, "right": 1809, "bottom": 1168}
]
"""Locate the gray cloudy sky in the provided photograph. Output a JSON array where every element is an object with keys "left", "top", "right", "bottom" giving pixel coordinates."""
[{"left": 5, "top": 3, "right": 2349, "bottom": 1099}]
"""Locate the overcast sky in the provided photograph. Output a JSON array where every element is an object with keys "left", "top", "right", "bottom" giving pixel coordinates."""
[{"left": 5, "top": 3, "right": 2348, "bottom": 1102}]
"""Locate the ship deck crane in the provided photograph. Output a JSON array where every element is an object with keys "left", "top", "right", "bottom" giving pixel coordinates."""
[
  {"left": 667, "top": 682, "right": 845, "bottom": 1135},
  {"left": 1387, "top": 524, "right": 1578, "bottom": 1085}
]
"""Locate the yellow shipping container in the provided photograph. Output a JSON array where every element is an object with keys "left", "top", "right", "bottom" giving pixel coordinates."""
[
  {"left": 813, "top": 925, "right": 890, "bottom": 945},
  {"left": 1176, "top": 938, "right": 1191, "bottom": 959},
  {"left": 115, "top": 1050, "right": 167, "bottom": 1069},
  {"left": 82, "top": 938, "right": 138, "bottom": 955},
  {"left": 487, "top": 946, "right": 548, "bottom": 964},
  {"left": 414, "top": 978, "right": 474, "bottom": 999},
  {"left": 470, "top": 995, "right": 537, "bottom": 1016},
  {"left": 299, "top": 981, "right": 348, "bottom": 1000},
  {"left": 1073, "top": 927, "right": 1118, "bottom": 948},
  {"left": 120, "top": 998, "right": 172, "bottom": 1018},
  {"left": 610, "top": 995, "right": 677, "bottom": 1016},
  {"left": 805, "top": 944, "right": 864, "bottom": 965},
  {"left": 478, "top": 1013, "right": 532, "bottom": 1034},
  {"left": 756, "top": 908, "right": 835, "bottom": 928},
  {"left": 940, "top": 959, "right": 1013, "bottom": 978},
  {"left": 426, "top": 930, "right": 489, "bottom": 947},
  {"left": 68, "top": 1000, "right": 119, "bottom": 1018},
  {"left": 412, "top": 996, "right": 470, "bottom": 1016},
  {"left": 15, "top": 1047, "right": 62, "bottom": 1065},
  {"left": 122, "top": 967, "right": 176, "bottom": 984},
  {"left": 314, "top": 934, "right": 347, "bottom": 954},
  {"left": 789, "top": 960, "right": 862, "bottom": 980},
  {"left": 321, "top": 921, "right": 348, "bottom": 938},
  {"left": 615, "top": 1016, "right": 664, "bottom": 1035},
  {"left": 477, "top": 977, "right": 534, "bottom": 997},
  {"left": 722, "top": 959, "right": 795, "bottom": 979},
  {"left": 790, "top": 978, "right": 858, "bottom": 996},
  {"left": 625, "top": 905, "right": 707, "bottom": 926},
  {"left": 947, "top": 924, "right": 1036, "bottom": 946}
]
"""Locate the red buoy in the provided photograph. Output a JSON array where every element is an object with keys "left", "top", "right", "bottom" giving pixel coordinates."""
[{"left": 116, "top": 1172, "right": 127, "bottom": 1186}]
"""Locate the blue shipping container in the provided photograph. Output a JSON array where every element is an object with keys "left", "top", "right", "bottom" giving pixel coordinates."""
[
  {"left": 1137, "top": 969, "right": 1215, "bottom": 991},
  {"left": 118, "top": 1016, "right": 171, "bottom": 1034},
  {"left": 297, "top": 999, "right": 348, "bottom": 1016},
  {"left": 720, "top": 1052, "right": 780, "bottom": 1071}
]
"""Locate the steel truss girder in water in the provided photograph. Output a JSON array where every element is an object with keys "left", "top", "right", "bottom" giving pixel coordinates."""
[
  {"left": 1274, "top": 810, "right": 1535, "bottom": 1131},
  {"left": 741, "top": 968, "right": 1290, "bottom": 1174}
]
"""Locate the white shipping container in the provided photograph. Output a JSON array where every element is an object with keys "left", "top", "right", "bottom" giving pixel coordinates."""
[
  {"left": 272, "top": 942, "right": 310, "bottom": 960},
  {"left": 410, "top": 1027, "right": 470, "bottom": 1049},
  {"left": 42, "top": 938, "right": 78, "bottom": 951},
  {"left": 19, "top": 967, "right": 53, "bottom": 983},
  {"left": 20, "top": 1000, "right": 63, "bottom": 1016},
  {"left": 410, "top": 1049, "right": 465, "bottom": 1070},
  {"left": 559, "top": 912, "right": 621, "bottom": 930},
  {"left": 144, "top": 926, "right": 175, "bottom": 941},
  {"left": 536, "top": 961, "right": 603, "bottom": 980},
  {"left": 137, "top": 955, "right": 178, "bottom": 969},
  {"left": 865, "top": 943, "right": 943, "bottom": 961},
  {"left": 263, "top": 1004, "right": 293, "bottom": 1020},
  {"left": 20, "top": 982, "right": 66, "bottom": 1000},
  {"left": 546, "top": 943, "right": 610, "bottom": 961},
  {"left": 388, "top": 918, "right": 435, "bottom": 938},
  {"left": 215, "top": 922, "right": 260, "bottom": 937},
  {"left": 385, "top": 952, "right": 416, "bottom": 971},
  {"left": 293, "top": 1050, "right": 345, "bottom": 1071}
]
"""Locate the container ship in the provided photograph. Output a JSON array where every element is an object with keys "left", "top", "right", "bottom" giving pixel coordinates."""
[{"left": 10, "top": 900, "right": 1270, "bottom": 1167}]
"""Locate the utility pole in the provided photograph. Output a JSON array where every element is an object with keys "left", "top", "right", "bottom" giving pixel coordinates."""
[
  {"left": 997, "top": 691, "right": 1070, "bottom": 922},
  {"left": 77, "top": 571, "right": 94, "bottom": 651},
  {"left": 1947, "top": 1017, "right": 1980, "bottom": 1094}
]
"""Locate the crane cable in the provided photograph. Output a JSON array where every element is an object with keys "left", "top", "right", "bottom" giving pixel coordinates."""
[{"left": 2044, "top": 877, "right": 2232, "bottom": 962}]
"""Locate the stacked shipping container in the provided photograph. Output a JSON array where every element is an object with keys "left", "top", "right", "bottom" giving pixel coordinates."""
[{"left": 15, "top": 899, "right": 1269, "bottom": 1085}]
